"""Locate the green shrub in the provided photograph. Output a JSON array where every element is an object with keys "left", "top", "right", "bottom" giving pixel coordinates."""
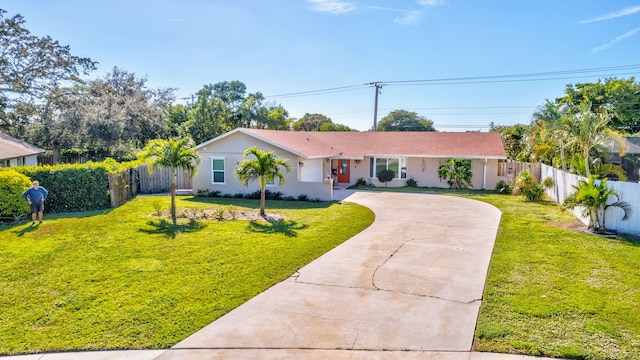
[
  {"left": 0, "top": 169, "right": 31, "bottom": 221},
  {"left": 438, "top": 158, "right": 472, "bottom": 189},
  {"left": 495, "top": 180, "right": 512, "bottom": 194},
  {"left": 355, "top": 177, "right": 368, "bottom": 186},
  {"left": 406, "top": 178, "right": 418, "bottom": 187},
  {"left": 377, "top": 169, "right": 395, "bottom": 186},
  {"left": 14, "top": 162, "right": 117, "bottom": 213},
  {"left": 511, "top": 170, "right": 553, "bottom": 202}
]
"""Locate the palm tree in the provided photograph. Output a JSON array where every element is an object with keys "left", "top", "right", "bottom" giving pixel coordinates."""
[
  {"left": 565, "top": 103, "right": 626, "bottom": 178},
  {"left": 570, "top": 154, "right": 627, "bottom": 181},
  {"left": 563, "top": 175, "right": 632, "bottom": 231},
  {"left": 140, "top": 137, "right": 201, "bottom": 226},
  {"left": 234, "top": 147, "right": 292, "bottom": 217},
  {"left": 530, "top": 102, "right": 571, "bottom": 170}
]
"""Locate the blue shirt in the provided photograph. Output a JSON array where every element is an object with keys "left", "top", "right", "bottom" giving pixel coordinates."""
[{"left": 23, "top": 187, "right": 48, "bottom": 202}]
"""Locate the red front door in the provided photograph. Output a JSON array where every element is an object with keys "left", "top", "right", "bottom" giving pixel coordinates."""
[{"left": 337, "top": 159, "right": 350, "bottom": 183}]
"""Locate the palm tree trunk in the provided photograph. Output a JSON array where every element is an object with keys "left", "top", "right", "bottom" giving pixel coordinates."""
[
  {"left": 260, "top": 185, "right": 266, "bottom": 217},
  {"left": 170, "top": 167, "right": 177, "bottom": 226},
  {"left": 583, "top": 149, "right": 591, "bottom": 178}
]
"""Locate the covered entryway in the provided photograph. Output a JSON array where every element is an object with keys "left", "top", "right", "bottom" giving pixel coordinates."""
[{"left": 337, "top": 159, "right": 350, "bottom": 183}]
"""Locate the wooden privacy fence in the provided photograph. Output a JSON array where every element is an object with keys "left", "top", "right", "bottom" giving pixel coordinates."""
[
  {"left": 137, "top": 165, "right": 193, "bottom": 193},
  {"left": 108, "top": 169, "right": 138, "bottom": 208},
  {"left": 107, "top": 165, "right": 193, "bottom": 208},
  {"left": 497, "top": 161, "right": 541, "bottom": 180}
]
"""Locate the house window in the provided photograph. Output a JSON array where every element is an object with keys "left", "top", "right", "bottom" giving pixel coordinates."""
[
  {"left": 370, "top": 157, "right": 407, "bottom": 179},
  {"left": 211, "top": 157, "right": 225, "bottom": 184}
]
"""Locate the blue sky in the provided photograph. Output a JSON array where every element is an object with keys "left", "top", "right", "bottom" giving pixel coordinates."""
[{"left": 6, "top": 1, "right": 640, "bottom": 131}]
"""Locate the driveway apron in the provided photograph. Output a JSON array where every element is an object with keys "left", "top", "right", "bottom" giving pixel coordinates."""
[{"left": 161, "top": 191, "right": 502, "bottom": 359}]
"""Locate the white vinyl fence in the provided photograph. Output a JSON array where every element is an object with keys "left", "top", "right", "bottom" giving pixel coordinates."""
[{"left": 541, "top": 164, "right": 640, "bottom": 234}]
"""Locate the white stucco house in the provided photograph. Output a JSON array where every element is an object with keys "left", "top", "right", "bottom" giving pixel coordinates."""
[
  {"left": 193, "top": 128, "right": 507, "bottom": 201},
  {"left": 0, "top": 132, "right": 45, "bottom": 167}
]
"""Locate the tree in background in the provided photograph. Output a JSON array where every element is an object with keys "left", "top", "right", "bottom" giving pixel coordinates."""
[
  {"left": 139, "top": 137, "right": 201, "bottom": 226},
  {"left": 377, "top": 109, "right": 435, "bottom": 131},
  {"left": 22, "top": 68, "right": 174, "bottom": 163},
  {"left": 527, "top": 101, "right": 571, "bottom": 169},
  {"left": 489, "top": 122, "right": 530, "bottom": 161},
  {"left": 235, "top": 147, "right": 292, "bottom": 217},
  {"left": 0, "top": 9, "right": 96, "bottom": 135},
  {"left": 556, "top": 77, "right": 640, "bottom": 134},
  {"left": 292, "top": 113, "right": 332, "bottom": 131},
  {"left": 564, "top": 103, "right": 626, "bottom": 178},
  {"left": 179, "top": 81, "right": 292, "bottom": 143},
  {"left": 165, "top": 104, "right": 190, "bottom": 137},
  {"left": 265, "top": 105, "right": 291, "bottom": 130},
  {"left": 319, "top": 122, "right": 354, "bottom": 131}
]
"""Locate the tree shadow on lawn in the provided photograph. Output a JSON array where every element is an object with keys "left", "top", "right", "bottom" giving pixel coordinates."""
[
  {"left": 139, "top": 218, "right": 207, "bottom": 239},
  {"left": 247, "top": 219, "right": 308, "bottom": 237}
]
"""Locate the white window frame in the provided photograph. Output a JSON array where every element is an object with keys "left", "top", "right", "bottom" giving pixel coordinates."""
[
  {"left": 370, "top": 157, "right": 407, "bottom": 179},
  {"left": 210, "top": 157, "right": 226, "bottom": 185}
]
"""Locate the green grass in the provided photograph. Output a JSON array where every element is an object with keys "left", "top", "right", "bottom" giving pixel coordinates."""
[
  {"left": 354, "top": 185, "right": 640, "bottom": 359},
  {"left": 0, "top": 196, "right": 374, "bottom": 355},
  {"left": 469, "top": 194, "right": 640, "bottom": 360}
]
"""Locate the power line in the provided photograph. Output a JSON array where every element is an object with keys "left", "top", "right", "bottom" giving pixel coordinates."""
[
  {"left": 265, "top": 84, "right": 366, "bottom": 99},
  {"left": 263, "top": 64, "right": 640, "bottom": 100},
  {"left": 383, "top": 64, "right": 640, "bottom": 85}
]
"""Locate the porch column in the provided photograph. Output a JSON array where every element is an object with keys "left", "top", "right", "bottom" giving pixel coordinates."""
[{"left": 482, "top": 158, "right": 487, "bottom": 190}]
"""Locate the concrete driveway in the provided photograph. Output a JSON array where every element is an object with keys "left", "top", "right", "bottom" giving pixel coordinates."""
[{"left": 160, "top": 191, "right": 504, "bottom": 359}]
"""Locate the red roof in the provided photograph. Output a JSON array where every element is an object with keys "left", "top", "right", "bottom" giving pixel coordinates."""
[{"left": 198, "top": 128, "right": 506, "bottom": 159}]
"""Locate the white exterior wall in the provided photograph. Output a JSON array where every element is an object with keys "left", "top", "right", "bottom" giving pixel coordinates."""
[
  {"left": 194, "top": 132, "right": 333, "bottom": 200},
  {"left": 1, "top": 155, "right": 38, "bottom": 167},
  {"left": 364, "top": 157, "right": 502, "bottom": 189}
]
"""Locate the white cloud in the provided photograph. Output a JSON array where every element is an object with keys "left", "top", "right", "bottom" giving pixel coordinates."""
[
  {"left": 367, "top": 6, "right": 405, "bottom": 12},
  {"left": 591, "top": 27, "right": 640, "bottom": 53},
  {"left": 418, "top": 0, "right": 444, "bottom": 6},
  {"left": 580, "top": 5, "right": 640, "bottom": 23},
  {"left": 394, "top": 10, "right": 424, "bottom": 25},
  {"left": 307, "top": 0, "right": 356, "bottom": 14}
]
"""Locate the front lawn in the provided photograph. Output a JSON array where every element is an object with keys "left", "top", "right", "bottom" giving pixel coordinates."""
[
  {"left": 0, "top": 196, "right": 374, "bottom": 355},
  {"left": 470, "top": 194, "right": 640, "bottom": 360}
]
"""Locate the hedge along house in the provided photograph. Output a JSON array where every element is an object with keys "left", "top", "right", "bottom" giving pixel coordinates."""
[
  {"left": 0, "top": 132, "right": 45, "bottom": 167},
  {"left": 193, "top": 128, "right": 507, "bottom": 201}
]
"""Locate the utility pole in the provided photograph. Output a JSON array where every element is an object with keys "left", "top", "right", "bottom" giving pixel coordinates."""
[{"left": 369, "top": 82, "right": 384, "bottom": 131}]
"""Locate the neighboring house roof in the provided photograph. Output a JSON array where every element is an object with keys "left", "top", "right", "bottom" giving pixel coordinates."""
[
  {"left": 196, "top": 128, "right": 506, "bottom": 160},
  {"left": 0, "top": 132, "right": 46, "bottom": 161},
  {"left": 605, "top": 138, "right": 640, "bottom": 155}
]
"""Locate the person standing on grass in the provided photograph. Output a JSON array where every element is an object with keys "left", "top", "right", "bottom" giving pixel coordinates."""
[{"left": 23, "top": 180, "right": 48, "bottom": 225}]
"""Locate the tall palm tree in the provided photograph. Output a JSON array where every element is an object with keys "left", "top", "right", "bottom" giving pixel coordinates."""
[
  {"left": 565, "top": 103, "right": 626, "bottom": 178},
  {"left": 234, "top": 147, "right": 292, "bottom": 217},
  {"left": 563, "top": 176, "right": 632, "bottom": 231},
  {"left": 530, "top": 102, "right": 571, "bottom": 170},
  {"left": 140, "top": 137, "right": 201, "bottom": 226}
]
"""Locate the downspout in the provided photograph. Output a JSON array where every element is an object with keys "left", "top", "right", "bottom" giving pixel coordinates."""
[{"left": 482, "top": 158, "right": 487, "bottom": 190}]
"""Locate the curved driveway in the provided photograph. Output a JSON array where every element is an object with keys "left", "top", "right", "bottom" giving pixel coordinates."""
[{"left": 162, "top": 191, "right": 503, "bottom": 359}]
